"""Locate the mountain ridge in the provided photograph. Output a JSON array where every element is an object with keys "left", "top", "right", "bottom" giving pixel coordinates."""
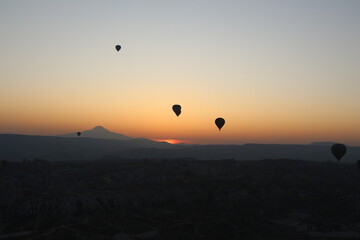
[
  {"left": 109, "top": 143, "right": 360, "bottom": 162},
  {"left": 1, "top": 129, "right": 359, "bottom": 162},
  {"left": 0, "top": 133, "right": 172, "bottom": 161}
]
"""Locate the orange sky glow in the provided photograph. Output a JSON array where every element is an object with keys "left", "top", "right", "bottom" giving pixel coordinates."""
[
  {"left": 1, "top": 1, "right": 360, "bottom": 145},
  {"left": 152, "top": 139, "right": 191, "bottom": 144}
]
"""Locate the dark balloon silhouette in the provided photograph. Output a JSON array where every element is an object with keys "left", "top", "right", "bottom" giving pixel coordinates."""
[
  {"left": 115, "top": 45, "right": 121, "bottom": 52},
  {"left": 357, "top": 160, "right": 360, "bottom": 171},
  {"left": 172, "top": 104, "right": 181, "bottom": 117},
  {"left": 1, "top": 160, "right": 8, "bottom": 167},
  {"left": 77, "top": 132, "right": 81, "bottom": 137},
  {"left": 331, "top": 143, "right": 346, "bottom": 161},
  {"left": 215, "top": 118, "right": 225, "bottom": 131}
]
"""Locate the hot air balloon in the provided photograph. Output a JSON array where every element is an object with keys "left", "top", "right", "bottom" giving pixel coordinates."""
[
  {"left": 115, "top": 45, "right": 121, "bottom": 52},
  {"left": 1, "top": 160, "right": 8, "bottom": 167},
  {"left": 215, "top": 118, "right": 225, "bottom": 131},
  {"left": 172, "top": 104, "right": 181, "bottom": 117},
  {"left": 331, "top": 143, "right": 346, "bottom": 162},
  {"left": 77, "top": 132, "right": 81, "bottom": 137}
]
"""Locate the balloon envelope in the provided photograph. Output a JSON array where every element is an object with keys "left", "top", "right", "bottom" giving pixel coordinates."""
[
  {"left": 215, "top": 118, "right": 225, "bottom": 131},
  {"left": 77, "top": 132, "right": 81, "bottom": 137},
  {"left": 331, "top": 143, "right": 346, "bottom": 161},
  {"left": 115, "top": 45, "right": 121, "bottom": 52},
  {"left": 172, "top": 104, "right": 181, "bottom": 117},
  {"left": 357, "top": 160, "right": 360, "bottom": 171}
]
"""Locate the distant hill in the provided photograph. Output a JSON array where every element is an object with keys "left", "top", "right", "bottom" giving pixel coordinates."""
[
  {"left": 0, "top": 134, "right": 171, "bottom": 161},
  {"left": 60, "top": 126, "right": 132, "bottom": 141},
  {"left": 1, "top": 132, "right": 359, "bottom": 162},
  {"left": 108, "top": 143, "right": 360, "bottom": 163},
  {"left": 309, "top": 142, "right": 339, "bottom": 146}
]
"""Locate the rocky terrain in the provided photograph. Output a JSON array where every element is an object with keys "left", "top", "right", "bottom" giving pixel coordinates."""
[{"left": 1, "top": 158, "right": 360, "bottom": 239}]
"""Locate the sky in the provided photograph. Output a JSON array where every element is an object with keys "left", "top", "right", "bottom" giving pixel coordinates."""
[{"left": 0, "top": 0, "right": 360, "bottom": 145}]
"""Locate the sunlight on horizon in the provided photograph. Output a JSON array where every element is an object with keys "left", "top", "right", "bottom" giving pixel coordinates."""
[{"left": 152, "top": 139, "right": 191, "bottom": 145}]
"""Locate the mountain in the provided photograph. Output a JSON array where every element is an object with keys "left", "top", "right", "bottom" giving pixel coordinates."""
[{"left": 60, "top": 126, "right": 133, "bottom": 141}]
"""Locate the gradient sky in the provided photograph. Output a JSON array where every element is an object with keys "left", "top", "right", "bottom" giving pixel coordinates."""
[{"left": 1, "top": 0, "right": 360, "bottom": 145}]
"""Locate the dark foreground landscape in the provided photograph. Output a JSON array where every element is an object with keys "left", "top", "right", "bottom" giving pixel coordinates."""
[{"left": 1, "top": 158, "right": 360, "bottom": 239}]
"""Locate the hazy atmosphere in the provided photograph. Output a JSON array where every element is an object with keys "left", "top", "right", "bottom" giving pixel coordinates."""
[{"left": 1, "top": 0, "right": 360, "bottom": 145}]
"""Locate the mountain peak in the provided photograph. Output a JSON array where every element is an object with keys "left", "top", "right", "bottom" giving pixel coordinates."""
[
  {"left": 60, "top": 126, "right": 133, "bottom": 141},
  {"left": 92, "top": 126, "right": 108, "bottom": 131}
]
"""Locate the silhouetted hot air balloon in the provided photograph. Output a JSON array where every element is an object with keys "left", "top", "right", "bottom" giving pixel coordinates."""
[
  {"left": 77, "top": 132, "right": 81, "bottom": 137},
  {"left": 356, "top": 160, "right": 360, "bottom": 171},
  {"left": 172, "top": 104, "right": 181, "bottom": 117},
  {"left": 115, "top": 45, "right": 121, "bottom": 52},
  {"left": 331, "top": 143, "right": 346, "bottom": 162},
  {"left": 1, "top": 160, "right": 8, "bottom": 167},
  {"left": 215, "top": 118, "right": 225, "bottom": 131}
]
